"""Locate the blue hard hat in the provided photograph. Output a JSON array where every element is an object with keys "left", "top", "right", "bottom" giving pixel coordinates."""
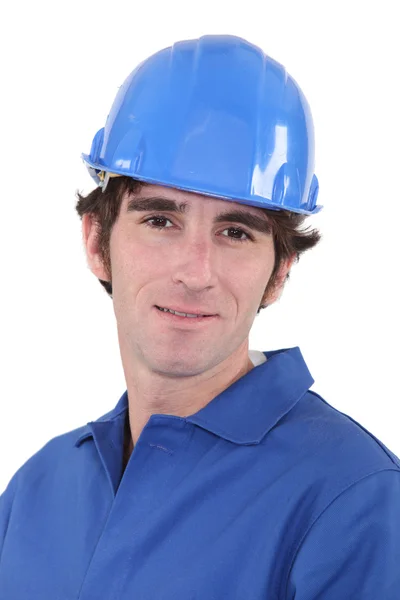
[{"left": 82, "top": 35, "right": 322, "bottom": 215}]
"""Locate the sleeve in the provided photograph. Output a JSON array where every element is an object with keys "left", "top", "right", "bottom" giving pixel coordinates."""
[{"left": 285, "top": 469, "right": 400, "bottom": 600}]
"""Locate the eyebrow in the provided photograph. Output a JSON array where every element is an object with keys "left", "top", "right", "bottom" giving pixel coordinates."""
[{"left": 126, "top": 196, "right": 272, "bottom": 236}]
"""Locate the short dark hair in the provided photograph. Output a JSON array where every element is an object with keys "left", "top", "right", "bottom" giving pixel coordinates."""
[{"left": 75, "top": 176, "right": 322, "bottom": 312}]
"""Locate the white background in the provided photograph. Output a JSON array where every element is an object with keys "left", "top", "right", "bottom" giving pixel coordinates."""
[{"left": 1, "top": 0, "right": 399, "bottom": 493}]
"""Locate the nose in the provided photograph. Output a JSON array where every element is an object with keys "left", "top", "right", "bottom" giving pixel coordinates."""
[{"left": 171, "top": 233, "right": 218, "bottom": 292}]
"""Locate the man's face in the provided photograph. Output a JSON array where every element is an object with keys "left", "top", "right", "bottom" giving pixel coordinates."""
[{"left": 86, "top": 183, "right": 290, "bottom": 377}]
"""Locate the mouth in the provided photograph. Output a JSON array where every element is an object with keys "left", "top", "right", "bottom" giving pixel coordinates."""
[{"left": 155, "top": 305, "right": 217, "bottom": 319}]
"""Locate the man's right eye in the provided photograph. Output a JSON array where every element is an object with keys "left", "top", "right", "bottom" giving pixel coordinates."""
[{"left": 143, "top": 216, "right": 174, "bottom": 229}]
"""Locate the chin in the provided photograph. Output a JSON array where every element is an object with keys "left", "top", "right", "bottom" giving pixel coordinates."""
[{"left": 146, "top": 349, "right": 211, "bottom": 378}]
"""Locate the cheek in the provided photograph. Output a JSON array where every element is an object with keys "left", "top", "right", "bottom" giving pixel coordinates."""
[
  {"left": 224, "top": 246, "right": 274, "bottom": 290},
  {"left": 110, "top": 233, "right": 169, "bottom": 291},
  {"left": 219, "top": 264, "right": 271, "bottom": 318}
]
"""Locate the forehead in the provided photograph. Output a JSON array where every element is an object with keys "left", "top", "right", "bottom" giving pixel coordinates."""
[{"left": 122, "top": 183, "right": 268, "bottom": 218}]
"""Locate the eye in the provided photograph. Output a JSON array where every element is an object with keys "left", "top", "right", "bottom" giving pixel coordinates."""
[
  {"left": 143, "top": 217, "right": 252, "bottom": 243},
  {"left": 220, "top": 227, "right": 252, "bottom": 243},
  {"left": 143, "top": 216, "right": 174, "bottom": 229}
]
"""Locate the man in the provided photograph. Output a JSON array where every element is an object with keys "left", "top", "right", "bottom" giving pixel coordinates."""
[{"left": 1, "top": 34, "right": 399, "bottom": 599}]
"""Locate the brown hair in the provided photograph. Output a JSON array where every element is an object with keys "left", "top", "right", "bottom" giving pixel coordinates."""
[{"left": 75, "top": 176, "right": 322, "bottom": 312}]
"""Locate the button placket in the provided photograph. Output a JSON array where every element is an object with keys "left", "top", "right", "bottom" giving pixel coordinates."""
[{"left": 77, "top": 416, "right": 192, "bottom": 600}]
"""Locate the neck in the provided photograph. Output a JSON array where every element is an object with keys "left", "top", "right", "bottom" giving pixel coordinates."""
[{"left": 120, "top": 343, "right": 254, "bottom": 458}]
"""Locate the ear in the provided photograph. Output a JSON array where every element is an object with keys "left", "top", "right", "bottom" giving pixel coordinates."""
[
  {"left": 82, "top": 213, "right": 110, "bottom": 281},
  {"left": 261, "top": 253, "right": 296, "bottom": 307}
]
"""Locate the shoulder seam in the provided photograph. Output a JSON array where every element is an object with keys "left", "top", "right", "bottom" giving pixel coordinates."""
[
  {"left": 307, "top": 390, "right": 400, "bottom": 468},
  {"left": 283, "top": 467, "right": 400, "bottom": 598}
]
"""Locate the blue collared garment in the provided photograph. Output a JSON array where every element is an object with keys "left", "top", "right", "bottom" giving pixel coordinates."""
[{"left": 1, "top": 346, "right": 400, "bottom": 599}]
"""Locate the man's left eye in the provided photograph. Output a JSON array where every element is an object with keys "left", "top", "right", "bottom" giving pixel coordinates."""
[{"left": 221, "top": 227, "right": 251, "bottom": 242}]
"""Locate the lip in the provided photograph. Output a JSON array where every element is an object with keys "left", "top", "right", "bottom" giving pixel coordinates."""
[
  {"left": 155, "top": 305, "right": 217, "bottom": 317},
  {"left": 154, "top": 305, "right": 219, "bottom": 325}
]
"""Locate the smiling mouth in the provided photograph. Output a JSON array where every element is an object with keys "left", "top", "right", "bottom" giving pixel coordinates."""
[{"left": 155, "top": 306, "right": 215, "bottom": 318}]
